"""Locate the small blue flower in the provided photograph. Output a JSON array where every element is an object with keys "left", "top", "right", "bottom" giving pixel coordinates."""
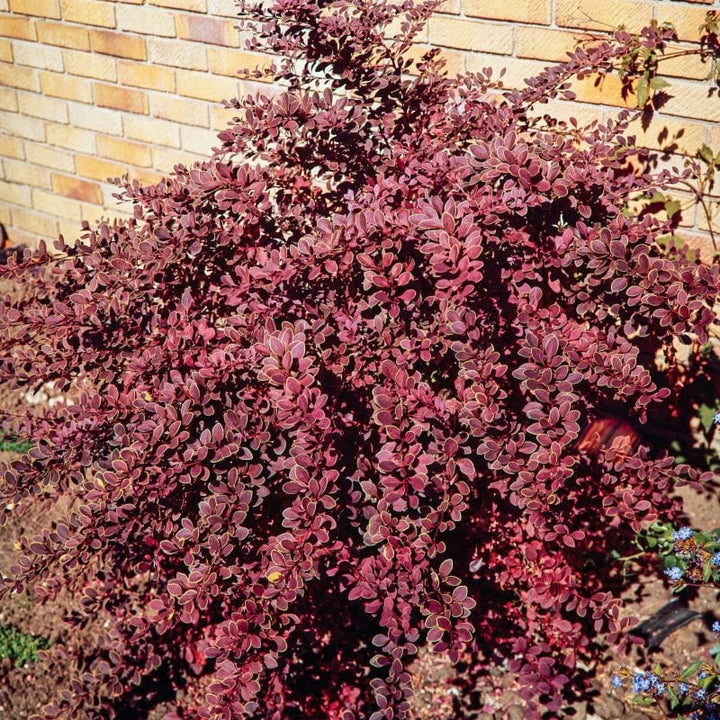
[
  {"left": 678, "top": 682, "right": 690, "bottom": 695},
  {"left": 712, "top": 621, "right": 720, "bottom": 633},
  {"left": 712, "top": 552, "right": 720, "bottom": 568},
  {"left": 665, "top": 566, "right": 684, "bottom": 581},
  {"left": 654, "top": 681, "right": 666, "bottom": 696},
  {"left": 632, "top": 673, "right": 652, "bottom": 694},
  {"left": 673, "top": 527, "right": 694, "bottom": 541},
  {"left": 695, "top": 688, "right": 706, "bottom": 700},
  {"left": 610, "top": 674, "right": 623, "bottom": 688},
  {"left": 714, "top": 410, "right": 720, "bottom": 425}
]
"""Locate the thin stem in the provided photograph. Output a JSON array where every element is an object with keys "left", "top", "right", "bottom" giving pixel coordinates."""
[{"left": 673, "top": 179, "right": 718, "bottom": 252}]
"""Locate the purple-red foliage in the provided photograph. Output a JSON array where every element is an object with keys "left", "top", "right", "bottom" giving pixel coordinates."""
[{"left": 0, "top": 2, "right": 718, "bottom": 718}]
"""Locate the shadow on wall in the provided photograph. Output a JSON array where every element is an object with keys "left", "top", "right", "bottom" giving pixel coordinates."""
[{"left": 0, "top": 223, "right": 26, "bottom": 264}]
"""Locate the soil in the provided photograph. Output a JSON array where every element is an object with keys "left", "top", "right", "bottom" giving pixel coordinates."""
[{"left": 0, "top": 457, "right": 717, "bottom": 720}]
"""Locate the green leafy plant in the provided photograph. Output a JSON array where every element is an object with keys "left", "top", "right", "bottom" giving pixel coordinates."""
[
  {"left": 610, "top": 12, "right": 720, "bottom": 110},
  {"left": 606, "top": 12, "right": 720, "bottom": 253},
  {"left": 611, "top": 521, "right": 676, "bottom": 578},
  {"left": 0, "top": 433, "right": 32, "bottom": 453},
  {"left": 700, "top": 11, "right": 720, "bottom": 85},
  {"left": 0, "top": 624, "right": 51, "bottom": 667},
  {"left": 609, "top": 20, "right": 675, "bottom": 110}
]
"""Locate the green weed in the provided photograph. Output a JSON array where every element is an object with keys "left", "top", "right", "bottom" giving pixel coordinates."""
[{"left": 0, "top": 624, "right": 51, "bottom": 666}]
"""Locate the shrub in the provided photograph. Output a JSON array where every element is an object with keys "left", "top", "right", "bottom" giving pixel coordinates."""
[{"left": 0, "top": 2, "right": 718, "bottom": 719}]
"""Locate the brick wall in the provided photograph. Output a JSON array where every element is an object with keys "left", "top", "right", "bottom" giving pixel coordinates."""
[{"left": 0, "top": 0, "right": 718, "bottom": 254}]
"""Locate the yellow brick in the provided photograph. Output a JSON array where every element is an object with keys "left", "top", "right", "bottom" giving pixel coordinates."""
[
  {"left": 40, "top": 70, "right": 92, "bottom": 102},
  {"left": 46, "top": 122, "right": 96, "bottom": 153},
  {"left": 659, "top": 43, "right": 711, "bottom": 81},
  {"left": 625, "top": 115, "right": 706, "bottom": 156},
  {"left": 661, "top": 79, "right": 720, "bottom": 122},
  {"left": 90, "top": 29, "right": 146, "bottom": 60},
  {"left": 434, "top": 48, "right": 466, "bottom": 77},
  {"left": 97, "top": 135, "right": 151, "bottom": 166},
  {"left": 76, "top": 154, "right": 126, "bottom": 182},
  {"left": 0, "top": 85, "right": 17, "bottom": 110},
  {"left": 4, "top": 158, "right": 50, "bottom": 188},
  {"left": 404, "top": 45, "right": 465, "bottom": 77},
  {"left": 68, "top": 102, "right": 122, "bottom": 134},
  {"left": 152, "top": 146, "right": 201, "bottom": 172},
  {"left": 464, "top": 0, "right": 550, "bottom": 24},
  {"left": 0, "top": 205, "right": 10, "bottom": 227},
  {"left": 176, "top": 14, "right": 239, "bottom": 46},
  {"left": 52, "top": 173, "right": 103, "bottom": 204},
  {"left": 180, "top": 125, "right": 218, "bottom": 155},
  {"left": 655, "top": 6, "right": 711, "bottom": 42},
  {"left": 237, "top": 77, "right": 282, "bottom": 101},
  {"left": 63, "top": 48, "right": 116, "bottom": 80},
  {"left": 61, "top": 0, "right": 115, "bottom": 27},
  {"left": 150, "top": 0, "right": 205, "bottom": 10},
  {"left": 11, "top": 207, "right": 57, "bottom": 238},
  {"left": 123, "top": 114, "right": 180, "bottom": 147},
  {"left": 0, "top": 180, "right": 32, "bottom": 207},
  {"left": 32, "top": 188, "right": 82, "bottom": 219},
  {"left": 37, "top": 20, "right": 89, "bottom": 50},
  {"left": 118, "top": 5, "right": 176, "bottom": 37},
  {"left": 95, "top": 82, "right": 147, "bottom": 113},
  {"left": 207, "top": 0, "right": 240, "bottom": 17},
  {"left": 18, "top": 92, "right": 69, "bottom": 122},
  {"left": 25, "top": 142, "right": 74, "bottom": 172},
  {"left": 428, "top": 17, "right": 513, "bottom": 54},
  {"left": 435, "top": 0, "right": 460, "bottom": 13},
  {"left": 147, "top": 37, "right": 207, "bottom": 70},
  {"left": 710, "top": 125, "right": 720, "bottom": 154},
  {"left": 118, "top": 60, "right": 175, "bottom": 91},
  {"left": 208, "top": 48, "right": 273, "bottom": 78},
  {"left": 0, "top": 135, "right": 25, "bottom": 160},
  {"left": 5, "top": 228, "right": 42, "bottom": 248},
  {"left": 177, "top": 69, "right": 238, "bottom": 101},
  {"left": 151, "top": 94, "right": 208, "bottom": 126},
  {"left": 0, "top": 109, "right": 44, "bottom": 139},
  {"left": 676, "top": 231, "right": 716, "bottom": 263},
  {"left": 570, "top": 72, "right": 635, "bottom": 108},
  {"left": 132, "top": 167, "right": 165, "bottom": 185},
  {"left": 0, "top": 16, "right": 36, "bottom": 40},
  {"left": 211, "top": 104, "right": 238, "bottom": 130},
  {"left": 516, "top": 27, "right": 589, "bottom": 62},
  {"left": 57, "top": 218, "right": 81, "bottom": 242},
  {"left": 0, "top": 38, "right": 12, "bottom": 62},
  {"left": 13, "top": 39, "right": 64, "bottom": 70},
  {"left": 556, "top": 0, "right": 651, "bottom": 34},
  {"left": 697, "top": 197, "right": 720, "bottom": 234},
  {"left": 9, "top": 0, "right": 60, "bottom": 18},
  {"left": 0, "top": 62, "right": 38, "bottom": 90}
]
